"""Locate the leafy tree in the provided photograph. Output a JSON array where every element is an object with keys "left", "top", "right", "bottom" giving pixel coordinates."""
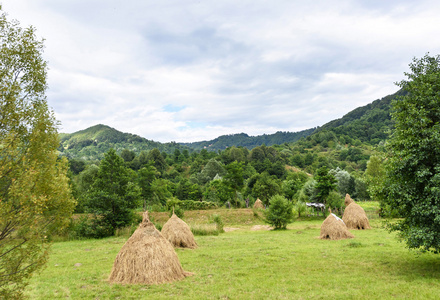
[
  {"left": 385, "top": 54, "right": 440, "bottom": 253},
  {"left": 86, "top": 149, "right": 141, "bottom": 237},
  {"left": 197, "top": 158, "right": 226, "bottom": 185},
  {"left": 138, "top": 164, "right": 159, "bottom": 209},
  {"left": 146, "top": 148, "right": 167, "bottom": 175},
  {"left": 203, "top": 178, "right": 233, "bottom": 204},
  {"left": 365, "top": 155, "right": 386, "bottom": 202},
  {"left": 264, "top": 195, "right": 294, "bottom": 229},
  {"left": 251, "top": 172, "right": 282, "bottom": 206},
  {"left": 0, "top": 8, "right": 75, "bottom": 298},
  {"left": 224, "top": 161, "right": 244, "bottom": 206},
  {"left": 314, "top": 166, "right": 337, "bottom": 208}
]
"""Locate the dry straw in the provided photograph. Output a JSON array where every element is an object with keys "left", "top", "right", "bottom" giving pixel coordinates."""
[
  {"left": 253, "top": 198, "right": 265, "bottom": 209},
  {"left": 161, "top": 212, "right": 198, "bottom": 249},
  {"left": 344, "top": 193, "right": 354, "bottom": 206},
  {"left": 320, "top": 213, "right": 354, "bottom": 240},
  {"left": 108, "top": 211, "right": 192, "bottom": 285},
  {"left": 342, "top": 196, "right": 371, "bottom": 230}
]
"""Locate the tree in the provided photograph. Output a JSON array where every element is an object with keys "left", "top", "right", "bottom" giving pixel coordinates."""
[
  {"left": 0, "top": 8, "right": 75, "bottom": 298},
  {"left": 264, "top": 195, "right": 294, "bottom": 229},
  {"left": 137, "top": 164, "right": 159, "bottom": 209},
  {"left": 251, "top": 172, "right": 282, "bottom": 206},
  {"left": 314, "top": 166, "right": 337, "bottom": 208},
  {"left": 385, "top": 53, "right": 440, "bottom": 253},
  {"left": 86, "top": 149, "right": 141, "bottom": 237},
  {"left": 224, "top": 161, "right": 244, "bottom": 207}
]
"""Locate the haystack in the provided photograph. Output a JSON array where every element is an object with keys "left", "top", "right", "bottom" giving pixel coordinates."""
[
  {"left": 161, "top": 213, "right": 197, "bottom": 249},
  {"left": 253, "top": 198, "right": 265, "bottom": 209},
  {"left": 108, "top": 211, "right": 192, "bottom": 285},
  {"left": 320, "top": 213, "right": 354, "bottom": 240},
  {"left": 344, "top": 193, "right": 354, "bottom": 206},
  {"left": 342, "top": 201, "right": 371, "bottom": 230}
]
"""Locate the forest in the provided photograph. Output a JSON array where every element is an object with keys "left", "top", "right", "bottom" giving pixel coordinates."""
[{"left": 63, "top": 90, "right": 398, "bottom": 238}]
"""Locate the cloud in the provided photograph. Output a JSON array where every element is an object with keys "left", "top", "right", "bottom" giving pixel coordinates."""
[{"left": 4, "top": 0, "right": 440, "bottom": 142}]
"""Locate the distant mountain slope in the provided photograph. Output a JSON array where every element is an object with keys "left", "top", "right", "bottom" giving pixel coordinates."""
[
  {"left": 59, "top": 124, "right": 189, "bottom": 160},
  {"left": 179, "top": 128, "right": 316, "bottom": 151},
  {"left": 313, "top": 89, "right": 404, "bottom": 144}
]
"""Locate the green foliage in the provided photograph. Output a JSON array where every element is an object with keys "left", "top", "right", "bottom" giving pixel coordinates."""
[
  {"left": 249, "top": 172, "right": 282, "bottom": 206},
  {"left": 85, "top": 149, "right": 141, "bottom": 237},
  {"left": 384, "top": 54, "right": 440, "bottom": 253},
  {"left": 314, "top": 166, "right": 337, "bottom": 205},
  {"left": 0, "top": 9, "right": 76, "bottom": 298},
  {"left": 210, "top": 214, "right": 224, "bottom": 233},
  {"left": 180, "top": 129, "right": 315, "bottom": 151},
  {"left": 264, "top": 195, "right": 294, "bottom": 229}
]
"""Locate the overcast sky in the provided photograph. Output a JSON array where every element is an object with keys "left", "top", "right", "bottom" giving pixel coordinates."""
[{"left": 3, "top": 1, "right": 440, "bottom": 142}]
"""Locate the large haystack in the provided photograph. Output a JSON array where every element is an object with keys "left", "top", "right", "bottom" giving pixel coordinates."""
[
  {"left": 253, "top": 198, "right": 265, "bottom": 209},
  {"left": 108, "top": 211, "right": 192, "bottom": 285},
  {"left": 320, "top": 213, "right": 354, "bottom": 240},
  {"left": 342, "top": 202, "right": 371, "bottom": 230},
  {"left": 161, "top": 213, "right": 197, "bottom": 249},
  {"left": 344, "top": 194, "right": 354, "bottom": 206}
]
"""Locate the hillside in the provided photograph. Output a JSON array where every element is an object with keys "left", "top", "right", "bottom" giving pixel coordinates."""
[
  {"left": 180, "top": 129, "right": 316, "bottom": 151},
  {"left": 313, "top": 89, "right": 404, "bottom": 144},
  {"left": 59, "top": 90, "right": 401, "bottom": 160},
  {"left": 59, "top": 124, "right": 190, "bottom": 160}
]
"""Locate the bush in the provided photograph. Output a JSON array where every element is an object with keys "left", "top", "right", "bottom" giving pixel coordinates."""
[{"left": 264, "top": 195, "right": 294, "bottom": 230}]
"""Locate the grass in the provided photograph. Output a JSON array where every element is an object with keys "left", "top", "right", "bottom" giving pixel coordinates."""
[{"left": 25, "top": 204, "right": 440, "bottom": 299}]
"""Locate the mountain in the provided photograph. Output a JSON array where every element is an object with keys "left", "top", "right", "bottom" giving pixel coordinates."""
[
  {"left": 59, "top": 90, "right": 402, "bottom": 160},
  {"left": 312, "top": 89, "right": 404, "bottom": 145},
  {"left": 180, "top": 129, "right": 316, "bottom": 151},
  {"left": 59, "top": 124, "right": 189, "bottom": 160}
]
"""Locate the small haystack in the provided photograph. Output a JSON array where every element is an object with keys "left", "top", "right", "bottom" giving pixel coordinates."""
[
  {"left": 342, "top": 200, "right": 371, "bottom": 230},
  {"left": 344, "top": 193, "right": 354, "bottom": 206},
  {"left": 161, "top": 213, "right": 197, "bottom": 249},
  {"left": 320, "top": 213, "right": 354, "bottom": 240},
  {"left": 108, "top": 211, "right": 191, "bottom": 285},
  {"left": 253, "top": 198, "right": 265, "bottom": 209}
]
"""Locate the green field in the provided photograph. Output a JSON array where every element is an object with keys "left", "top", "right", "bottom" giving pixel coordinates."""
[{"left": 26, "top": 205, "right": 440, "bottom": 299}]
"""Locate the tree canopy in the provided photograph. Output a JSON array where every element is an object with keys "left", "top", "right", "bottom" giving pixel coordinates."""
[
  {"left": 0, "top": 8, "right": 75, "bottom": 298},
  {"left": 385, "top": 53, "right": 440, "bottom": 253}
]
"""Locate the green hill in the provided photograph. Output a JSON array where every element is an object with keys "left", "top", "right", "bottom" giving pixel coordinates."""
[
  {"left": 59, "top": 124, "right": 189, "bottom": 160},
  {"left": 313, "top": 89, "right": 404, "bottom": 145},
  {"left": 59, "top": 90, "right": 402, "bottom": 161},
  {"left": 180, "top": 129, "right": 316, "bottom": 151}
]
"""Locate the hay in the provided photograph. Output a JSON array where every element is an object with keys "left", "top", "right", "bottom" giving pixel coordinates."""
[
  {"left": 161, "top": 213, "right": 198, "bottom": 249},
  {"left": 345, "top": 194, "right": 354, "bottom": 206},
  {"left": 108, "top": 211, "right": 192, "bottom": 285},
  {"left": 342, "top": 202, "right": 371, "bottom": 230},
  {"left": 320, "top": 213, "right": 354, "bottom": 240},
  {"left": 253, "top": 198, "right": 265, "bottom": 209}
]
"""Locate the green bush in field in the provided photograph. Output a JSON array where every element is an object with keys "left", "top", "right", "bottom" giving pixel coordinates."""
[{"left": 264, "top": 195, "right": 294, "bottom": 229}]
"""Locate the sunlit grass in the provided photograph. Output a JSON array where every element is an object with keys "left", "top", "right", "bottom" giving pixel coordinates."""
[{"left": 26, "top": 217, "right": 440, "bottom": 299}]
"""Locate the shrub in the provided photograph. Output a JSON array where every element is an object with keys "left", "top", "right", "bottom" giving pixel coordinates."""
[{"left": 264, "top": 195, "right": 294, "bottom": 230}]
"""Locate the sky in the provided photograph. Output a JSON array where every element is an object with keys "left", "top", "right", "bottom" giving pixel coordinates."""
[{"left": 3, "top": 0, "right": 440, "bottom": 143}]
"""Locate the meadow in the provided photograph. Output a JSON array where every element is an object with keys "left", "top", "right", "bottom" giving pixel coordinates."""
[{"left": 25, "top": 204, "right": 440, "bottom": 299}]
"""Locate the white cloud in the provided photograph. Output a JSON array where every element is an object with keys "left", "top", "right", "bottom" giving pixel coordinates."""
[{"left": 3, "top": 0, "right": 440, "bottom": 142}]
